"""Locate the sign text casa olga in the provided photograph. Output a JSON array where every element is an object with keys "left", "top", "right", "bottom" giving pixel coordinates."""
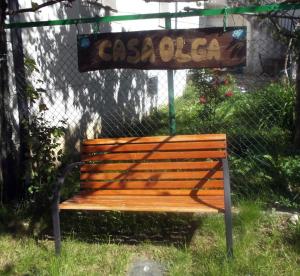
[{"left": 77, "top": 27, "right": 246, "bottom": 72}]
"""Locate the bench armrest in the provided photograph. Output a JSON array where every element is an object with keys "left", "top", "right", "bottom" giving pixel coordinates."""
[{"left": 52, "top": 162, "right": 84, "bottom": 206}]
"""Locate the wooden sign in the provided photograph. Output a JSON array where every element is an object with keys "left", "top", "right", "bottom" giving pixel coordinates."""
[{"left": 77, "top": 27, "right": 246, "bottom": 72}]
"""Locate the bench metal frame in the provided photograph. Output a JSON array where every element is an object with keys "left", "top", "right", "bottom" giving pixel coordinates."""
[{"left": 52, "top": 158, "right": 233, "bottom": 257}]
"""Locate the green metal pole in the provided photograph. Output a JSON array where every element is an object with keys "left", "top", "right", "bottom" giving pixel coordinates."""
[
  {"left": 165, "top": 17, "right": 176, "bottom": 135},
  {"left": 4, "top": 3, "right": 300, "bottom": 29}
]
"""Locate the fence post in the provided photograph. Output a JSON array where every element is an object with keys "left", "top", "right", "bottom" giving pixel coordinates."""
[{"left": 165, "top": 17, "right": 176, "bottom": 135}]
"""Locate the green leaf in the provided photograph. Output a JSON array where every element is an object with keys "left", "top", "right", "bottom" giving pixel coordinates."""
[{"left": 39, "top": 103, "right": 48, "bottom": 112}]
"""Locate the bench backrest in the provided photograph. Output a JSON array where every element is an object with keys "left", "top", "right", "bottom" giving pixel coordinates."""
[{"left": 80, "top": 134, "right": 227, "bottom": 200}]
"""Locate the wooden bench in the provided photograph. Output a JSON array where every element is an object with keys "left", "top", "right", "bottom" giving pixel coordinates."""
[{"left": 52, "top": 134, "right": 233, "bottom": 256}]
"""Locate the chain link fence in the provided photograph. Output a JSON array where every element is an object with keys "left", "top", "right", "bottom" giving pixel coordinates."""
[{"left": 5, "top": 8, "right": 299, "bottom": 204}]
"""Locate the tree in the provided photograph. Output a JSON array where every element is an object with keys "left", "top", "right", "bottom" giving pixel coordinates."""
[
  {"left": 266, "top": 11, "right": 300, "bottom": 149},
  {"left": 0, "top": 0, "right": 9, "bottom": 203},
  {"left": 0, "top": 0, "right": 75, "bottom": 202},
  {"left": 294, "top": 30, "right": 300, "bottom": 150},
  {"left": 295, "top": 45, "right": 300, "bottom": 148}
]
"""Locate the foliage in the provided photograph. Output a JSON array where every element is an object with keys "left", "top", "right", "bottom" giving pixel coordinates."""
[
  {"left": 187, "top": 70, "right": 295, "bottom": 139},
  {"left": 230, "top": 155, "right": 300, "bottom": 208},
  {"left": 24, "top": 57, "right": 66, "bottom": 230},
  {"left": 188, "top": 69, "right": 238, "bottom": 132}
]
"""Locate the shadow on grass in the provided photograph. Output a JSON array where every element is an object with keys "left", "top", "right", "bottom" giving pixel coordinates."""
[
  {"left": 59, "top": 211, "right": 203, "bottom": 248},
  {"left": 0, "top": 263, "right": 15, "bottom": 276},
  {"left": 0, "top": 205, "right": 204, "bottom": 248}
]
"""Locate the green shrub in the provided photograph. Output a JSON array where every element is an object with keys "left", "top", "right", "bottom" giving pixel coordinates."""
[
  {"left": 230, "top": 155, "right": 300, "bottom": 208},
  {"left": 230, "top": 82, "right": 295, "bottom": 133}
]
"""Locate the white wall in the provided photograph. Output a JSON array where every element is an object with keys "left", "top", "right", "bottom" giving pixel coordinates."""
[
  {"left": 9, "top": 0, "right": 204, "bottom": 141},
  {"left": 12, "top": 0, "right": 166, "bottom": 140}
]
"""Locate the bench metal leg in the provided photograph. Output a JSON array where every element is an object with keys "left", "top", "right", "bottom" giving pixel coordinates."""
[
  {"left": 51, "top": 164, "right": 84, "bottom": 255},
  {"left": 222, "top": 158, "right": 233, "bottom": 258},
  {"left": 52, "top": 201, "right": 61, "bottom": 255}
]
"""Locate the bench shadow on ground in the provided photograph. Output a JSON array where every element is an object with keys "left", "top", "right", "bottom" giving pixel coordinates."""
[{"left": 59, "top": 211, "right": 204, "bottom": 248}]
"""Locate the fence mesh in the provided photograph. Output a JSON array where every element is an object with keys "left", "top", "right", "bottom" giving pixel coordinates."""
[{"left": 5, "top": 7, "right": 299, "bottom": 203}]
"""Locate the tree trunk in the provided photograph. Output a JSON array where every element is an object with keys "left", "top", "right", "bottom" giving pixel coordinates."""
[
  {"left": 294, "top": 53, "right": 300, "bottom": 149},
  {"left": 0, "top": 0, "right": 9, "bottom": 202},
  {"left": 8, "top": 0, "right": 31, "bottom": 198}
]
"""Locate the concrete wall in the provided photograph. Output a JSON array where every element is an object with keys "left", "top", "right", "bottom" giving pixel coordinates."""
[{"left": 10, "top": 0, "right": 158, "bottom": 141}]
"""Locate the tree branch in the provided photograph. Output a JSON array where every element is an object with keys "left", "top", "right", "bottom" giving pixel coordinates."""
[
  {"left": 284, "top": 37, "right": 293, "bottom": 82},
  {"left": 256, "top": 7, "right": 300, "bottom": 40},
  {"left": 6, "top": 0, "right": 75, "bottom": 16},
  {"left": 263, "top": 12, "right": 297, "bottom": 39}
]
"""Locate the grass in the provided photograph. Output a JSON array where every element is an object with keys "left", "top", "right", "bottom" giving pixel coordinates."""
[{"left": 0, "top": 202, "right": 300, "bottom": 275}]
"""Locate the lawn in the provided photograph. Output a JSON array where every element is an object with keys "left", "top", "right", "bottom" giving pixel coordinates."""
[{"left": 0, "top": 202, "right": 299, "bottom": 275}]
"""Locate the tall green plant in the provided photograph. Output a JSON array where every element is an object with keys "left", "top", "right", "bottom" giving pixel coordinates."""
[
  {"left": 189, "top": 69, "right": 238, "bottom": 132},
  {"left": 24, "top": 57, "right": 66, "bottom": 231}
]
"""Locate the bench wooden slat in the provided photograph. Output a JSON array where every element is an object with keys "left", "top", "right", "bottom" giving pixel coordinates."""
[
  {"left": 77, "top": 189, "right": 224, "bottom": 196},
  {"left": 80, "top": 171, "right": 223, "bottom": 181},
  {"left": 82, "top": 150, "right": 227, "bottom": 161},
  {"left": 59, "top": 195, "right": 225, "bottom": 212},
  {"left": 82, "top": 134, "right": 226, "bottom": 145},
  {"left": 80, "top": 161, "right": 222, "bottom": 172},
  {"left": 59, "top": 203, "right": 223, "bottom": 213},
  {"left": 65, "top": 195, "right": 224, "bottom": 202},
  {"left": 81, "top": 141, "right": 226, "bottom": 153},
  {"left": 62, "top": 195, "right": 225, "bottom": 206},
  {"left": 80, "top": 180, "right": 224, "bottom": 189}
]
